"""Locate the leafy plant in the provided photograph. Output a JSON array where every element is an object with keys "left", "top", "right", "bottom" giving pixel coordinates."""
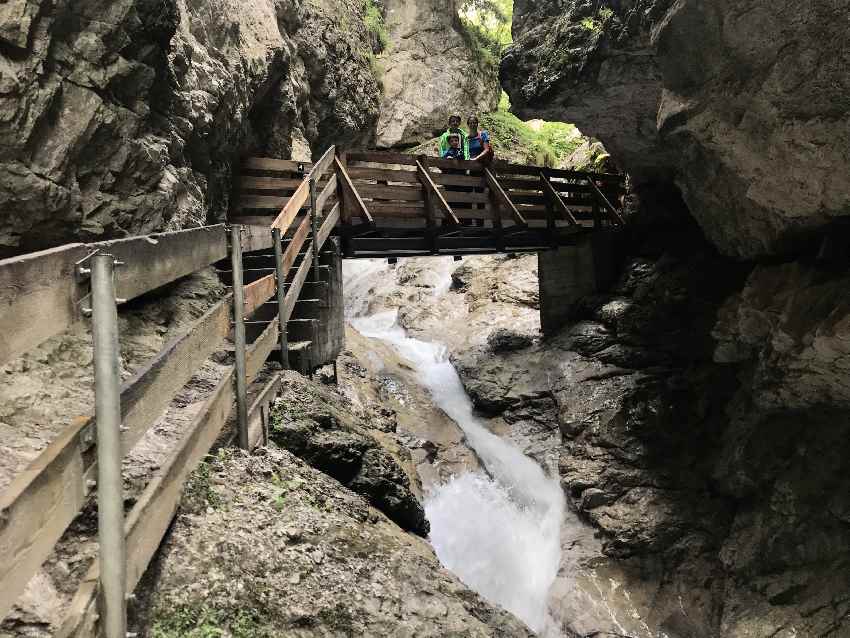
[{"left": 362, "top": 0, "right": 388, "bottom": 51}]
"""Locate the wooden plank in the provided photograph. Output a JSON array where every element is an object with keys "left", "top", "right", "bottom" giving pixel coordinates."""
[
  {"left": 438, "top": 189, "right": 490, "bottom": 204},
  {"left": 239, "top": 176, "right": 304, "bottom": 191},
  {"left": 94, "top": 225, "right": 228, "bottom": 303},
  {"left": 541, "top": 172, "right": 579, "bottom": 226},
  {"left": 243, "top": 274, "right": 276, "bottom": 318},
  {"left": 243, "top": 157, "right": 312, "bottom": 173},
  {"left": 316, "top": 203, "right": 341, "bottom": 250},
  {"left": 347, "top": 167, "right": 419, "bottom": 183},
  {"left": 280, "top": 214, "right": 312, "bottom": 277},
  {"left": 0, "top": 295, "right": 232, "bottom": 619},
  {"left": 417, "top": 160, "right": 459, "bottom": 225},
  {"left": 431, "top": 172, "right": 485, "bottom": 188},
  {"left": 357, "top": 184, "right": 424, "bottom": 201},
  {"left": 241, "top": 195, "right": 291, "bottom": 210},
  {"left": 485, "top": 169, "right": 526, "bottom": 226},
  {"left": 347, "top": 150, "right": 418, "bottom": 166},
  {"left": 502, "top": 192, "right": 545, "bottom": 206},
  {"left": 246, "top": 318, "right": 279, "bottom": 382},
  {"left": 0, "top": 243, "right": 89, "bottom": 365},
  {"left": 335, "top": 157, "right": 373, "bottom": 224},
  {"left": 315, "top": 174, "right": 338, "bottom": 216},
  {"left": 246, "top": 375, "right": 282, "bottom": 449},
  {"left": 498, "top": 162, "right": 624, "bottom": 184},
  {"left": 0, "top": 419, "right": 92, "bottom": 622},
  {"left": 588, "top": 178, "right": 626, "bottom": 226},
  {"left": 271, "top": 179, "right": 310, "bottom": 235},
  {"left": 120, "top": 296, "right": 232, "bottom": 456},
  {"left": 280, "top": 247, "right": 314, "bottom": 324},
  {"left": 308, "top": 145, "right": 337, "bottom": 183},
  {"left": 241, "top": 224, "right": 274, "bottom": 252},
  {"left": 57, "top": 367, "right": 238, "bottom": 638}
]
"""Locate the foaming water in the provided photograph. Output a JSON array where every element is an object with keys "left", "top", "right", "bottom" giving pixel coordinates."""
[{"left": 350, "top": 310, "right": 565, "bottom": 635}]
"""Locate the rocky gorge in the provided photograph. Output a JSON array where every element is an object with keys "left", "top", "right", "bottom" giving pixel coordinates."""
[{"left": 1, "top": 0, "right": 849, "bottom": 637}]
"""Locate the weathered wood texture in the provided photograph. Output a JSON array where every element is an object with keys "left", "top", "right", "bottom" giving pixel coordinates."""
[
  {"left": 0, "top": 296, "right": 232, "bottom": 619},
  {"left": 243, "top": 274, "right": 277, "bottom": 318},
  {"left": 94, "top": 225, "right": 228, "bottom": 302},
  {"left": 0, "top": 243, "right": 89, "bottom": 365}
]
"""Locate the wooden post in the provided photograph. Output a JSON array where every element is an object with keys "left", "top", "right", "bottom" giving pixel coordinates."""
[
  {"left": 489, "top": 185, "right": 504, "bottom": 252},
  {"left": 309, "top": 177, "right": 321, "bottom": 282},
  {"left": 419, "top": 156, "right": 437, "bottom": 254},
  {"left": 336, "top": 150, "right": 353, "bottom": 258},
  {"left": 542, "top": 175, "right": 557, "bottom": 248},
  {"left": 272, "top": 228, "right": 290, "bottom": 370}
]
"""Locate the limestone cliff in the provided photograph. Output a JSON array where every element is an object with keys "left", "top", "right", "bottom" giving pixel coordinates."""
[
  {"left": 502, "top": 0, "right": 850, "bottom": 259},
  {"left": 375, "top": 0, "right": 501, "bottom": 148},
  {"left": 0, "top": 0, "right": 380, "bottom": 257}
]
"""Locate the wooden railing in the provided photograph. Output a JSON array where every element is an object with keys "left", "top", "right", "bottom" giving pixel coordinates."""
[
  {"left": 0, "top": 146, "right": 625, "bottom": 637},
  {"left": 237, "top": 150, "right": 626, "bottom": 257},
  {"left": 0, "top": 169, "right": 340, "bottom": 634}
]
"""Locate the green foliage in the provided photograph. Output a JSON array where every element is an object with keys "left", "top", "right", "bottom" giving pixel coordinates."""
[
  {"left": 579, "top": 6, "right": 614, "bottom": 34},
  {"left": 498, "top": 90, "right": 511, "bottom": 112},
  {"left": 362, "top": 0, "right": 388, "bottom": 51},
  {"left": 479, "top": 111, "right": 582, "bottom": 167},
  {"left": 151, "top": 606, "right": 267, "bottom": 638},
  {"left": 457, "top": 0, "right": 513, "bottom": 72},
  {"left": 183, "top": 458, "right": 223, "bottom": 511}
]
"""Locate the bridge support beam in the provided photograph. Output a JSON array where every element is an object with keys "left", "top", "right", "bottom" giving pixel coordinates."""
[{"left": 538, "top": 231, "right": 623, "bottom": 337}]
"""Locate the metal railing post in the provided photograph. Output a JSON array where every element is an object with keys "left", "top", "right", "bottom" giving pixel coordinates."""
[
  {"left": 272, "top": 228, "right": 290, "bottom": 370},
  {"left": 90, "top": 253, "right": 127, "bottom": 638},
  {"left": 230, "top": 225, "right": 249, "bottom": 450}
]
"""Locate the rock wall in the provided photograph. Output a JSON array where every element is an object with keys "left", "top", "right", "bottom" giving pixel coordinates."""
[
  {"left": 0, "top": 0, "right": 380, "bottom": 257},
  {"left": 502, "top": 0, "right": 850, "bottom": 258},
  {"left": 374, "top": 0, "right": 501, "bottom": 148}
]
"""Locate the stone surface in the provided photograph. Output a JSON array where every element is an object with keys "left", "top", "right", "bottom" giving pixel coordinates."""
[
  {"left": 138, "top": 446, "right": 534, "bottom": 637},
  {"left": 375, "top": 0, "right": 500, "bottom": 148},
  {"left": 0, "top": 0, "right": 379, "bottom": 256},
  {"left": 503, "top": 0, "right": 850, "bottom": 258},
  {"left": 270, "top": 370, "right": 429, "bottom": 536}
]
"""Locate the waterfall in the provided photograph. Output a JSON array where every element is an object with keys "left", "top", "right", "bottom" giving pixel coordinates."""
[{"left": 348, "top": 290, "right": 565, "bottom": 635}]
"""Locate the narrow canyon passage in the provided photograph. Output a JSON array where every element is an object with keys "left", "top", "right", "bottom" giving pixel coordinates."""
[{"left": 344, "top": 261, "right": 565, "bottom": 635}]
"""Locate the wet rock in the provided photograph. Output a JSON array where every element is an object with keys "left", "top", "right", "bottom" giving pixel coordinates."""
[
  {"left": 141, "top": 447, "right": 534, "bottom": 637},
  {"left": 487, "top": 328, "right": 533, "bottom": 353},
  {"left": 270, "top": 371, "right": 429, "bottom": 536},
  {"left": 0, "top": 0, "right": 379, "bottom": 256},
  {"left": 504, "top": 0, "right": 850, "bottom": 258}
]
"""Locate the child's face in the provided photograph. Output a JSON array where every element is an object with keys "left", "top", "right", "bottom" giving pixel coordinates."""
[{"left": 449, "top": 137, "right": 460, "bottom": 148}]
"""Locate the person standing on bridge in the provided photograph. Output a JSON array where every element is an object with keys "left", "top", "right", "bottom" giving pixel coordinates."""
[
  {"left": 466, "top": 116, "right": 492, "bottom": 163},
  {"left": 442, "top": 133, "right": 466, "bottom": 160},
  {"left": 438, "top": 115, "right": 470, "bottom": 160}
]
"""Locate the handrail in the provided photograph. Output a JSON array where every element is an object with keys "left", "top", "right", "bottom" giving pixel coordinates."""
[
  {"left": 540, "top": 172, "right": 579, "bottom": 226},
  {"left": 587, "top": 178, "right": 625, "bottom": 226},
  {"left": 334, "top": 156, "right": 373, "bottom": 224},
  {"left": 485, "top": 168, "right": 526, "bottom": 226},
  {"left": 416, "top": 160, "right": 459, "bottom": 225}
]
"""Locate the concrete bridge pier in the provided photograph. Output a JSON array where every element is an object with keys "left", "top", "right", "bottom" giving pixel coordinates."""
[{"left": 538, "top": 231, "right": 623, "bottom": 336}]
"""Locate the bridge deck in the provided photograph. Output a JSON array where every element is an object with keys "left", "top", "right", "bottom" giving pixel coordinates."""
[{"left": 233, "top": 150, "right": 626, "bottom": 258}]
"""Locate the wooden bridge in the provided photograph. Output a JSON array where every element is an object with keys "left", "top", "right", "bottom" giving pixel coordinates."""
[
  {"left": 234, "top": 148, "right": 626, "bottom": 258},
  {"left": 0, "top": 146, "right": 626, "bottom": 638}
]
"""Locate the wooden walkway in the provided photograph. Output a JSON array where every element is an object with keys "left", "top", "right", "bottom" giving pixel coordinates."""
[{"left": 234, "top": 150, "right": 626, "bottom": 258}]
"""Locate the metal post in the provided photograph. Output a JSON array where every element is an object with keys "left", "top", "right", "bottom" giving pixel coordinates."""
[
  {"left": 90, "top": 253, "right": 127, "bottom": 638},
  {"left": 272, "top": 228, "right": 290, "bottom": 370},
  {"left": 309, "top": 177, "right": 321, "bottom": 283},
  {"left": 230, "top": 225, "right": 249, "bottom": 450}
]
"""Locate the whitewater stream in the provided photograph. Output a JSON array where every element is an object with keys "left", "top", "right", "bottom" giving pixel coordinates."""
[{"left": 345, "top": 260, "right": 565, "bottom": 636}]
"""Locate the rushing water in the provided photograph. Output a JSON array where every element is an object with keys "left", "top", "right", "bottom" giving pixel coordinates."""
[{"left": 345, "top": 260, "right": 565, "bottom": 635}]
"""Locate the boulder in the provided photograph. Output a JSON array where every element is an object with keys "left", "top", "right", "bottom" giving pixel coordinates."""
[
  {"left": 270, "top": 371, "right": 430, "bottom": 536},
  {"left": 375, "top": 0, "right": 500, "bottom": 148},
  {"left": 0, "top": 0, "right": 380, "bottom": 256},
  {"left": 503, "top": 0, "right": 850, "bottom": 258}
]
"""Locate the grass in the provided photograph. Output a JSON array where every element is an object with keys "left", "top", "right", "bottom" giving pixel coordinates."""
[{"left": 478, "top": 103, "right": 583, "bottom": 167}]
